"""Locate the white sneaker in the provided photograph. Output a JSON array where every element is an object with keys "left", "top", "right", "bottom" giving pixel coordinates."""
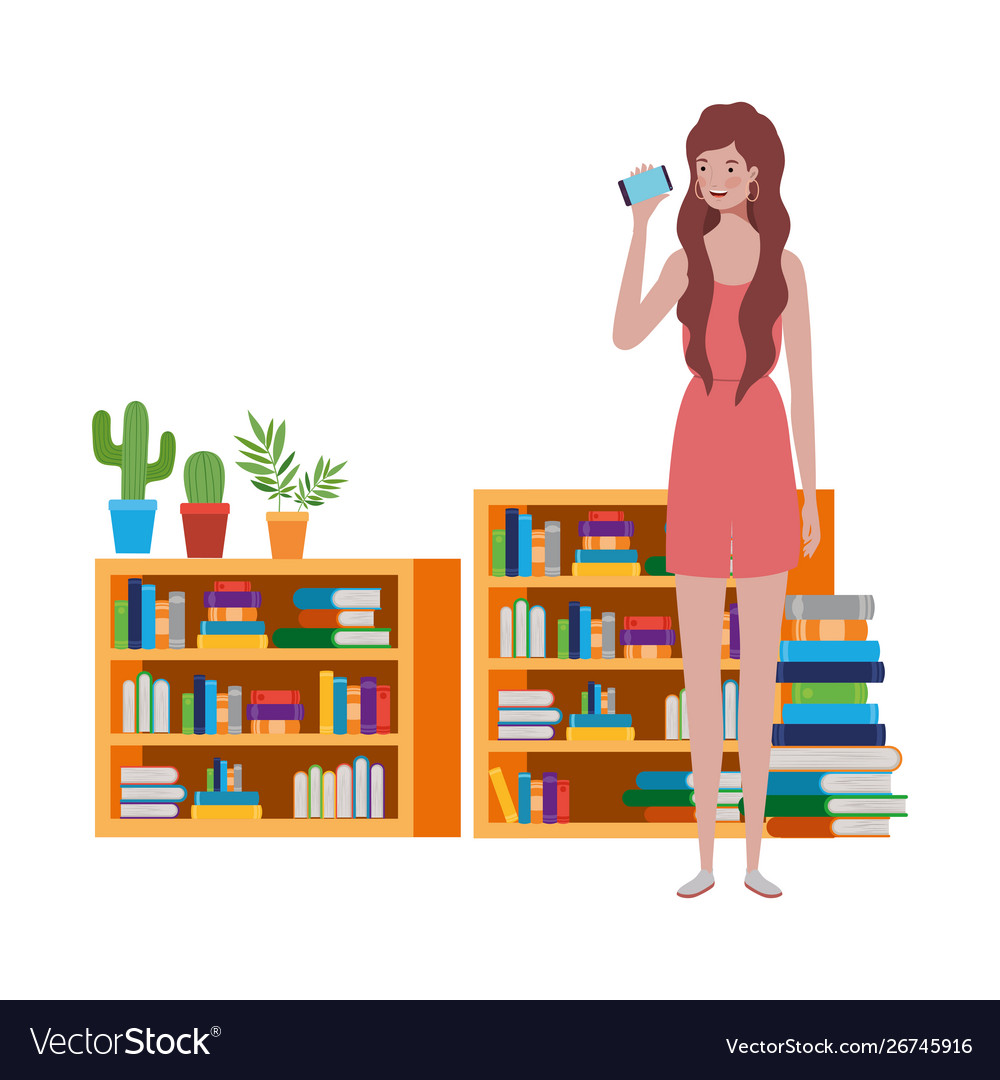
[
  {"left": 745, "top": 869, "right": 782, "bottom": 898},
  {"left": 677, "top": 870, "right": 714, "bottom": 898}
]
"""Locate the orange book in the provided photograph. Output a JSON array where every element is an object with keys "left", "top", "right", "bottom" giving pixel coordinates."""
[
  {"left": 532, "top": 529, "right": 545, "bottom": 576},
  {"left": 250, "top": 719, "right": 301, "bottom": 734},
  {"left": 789, "top": 619, "right": 868, "bottom": 641},
  {"left": 581, "top": 535, "right": 630, "bottom": 551},
  {"left": 206, "top": 607, "right": 258, "bottom": 622},
  {"left": 376, "top": 685, "right": 391, "bottom": 734},
  {"left": 644, "top": 807, "right": 697, "bottom": 823},
  {"left": 624, "top": 644, "right": 673, "bottom": 659},
  {"left": 155, "top": 600, "right": 170, "bottom": 649},
  {"left": 530, "top": 779, "right": 543, "bottom": 824},
  {"left": 217, "top": 692, "right": 229, "bottom": 735},
  {"left": 227, "top": 767, "right": 235, "bottom": 791},
  {"left": 346, "top": 685, "right": 361, "bottom": 735}
]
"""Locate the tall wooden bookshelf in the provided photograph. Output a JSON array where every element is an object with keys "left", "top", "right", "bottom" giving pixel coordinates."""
[
  {"left": 97, "top": 558, "right": 460, "bottom": 837},
  {"left": 474, "top": 490, "right": 835, "bottom": 838}
]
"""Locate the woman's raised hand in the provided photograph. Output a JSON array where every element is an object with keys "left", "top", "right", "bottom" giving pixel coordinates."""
[
  {"left": 629, "top": 163, "right": 669, "bottom": 225},
  {"left": 801, "top": 499, "right": 822, "bottom": 559}
]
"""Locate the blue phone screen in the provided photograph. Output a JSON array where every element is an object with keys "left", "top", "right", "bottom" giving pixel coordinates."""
[{"left": 622, "top": 167, "right": 672, "bottom": 205}]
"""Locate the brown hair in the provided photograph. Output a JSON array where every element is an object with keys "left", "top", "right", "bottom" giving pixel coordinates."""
[{"left": 676, "top": 103, "right": 790, "bottom": 405}]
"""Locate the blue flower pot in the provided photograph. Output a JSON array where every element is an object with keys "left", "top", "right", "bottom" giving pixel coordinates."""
[{"left": 108, "top": 499, "right": 157, "bottom": 553}]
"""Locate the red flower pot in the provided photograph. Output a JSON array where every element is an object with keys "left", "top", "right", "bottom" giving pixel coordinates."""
[{"left": 180, "top": 503, "right": 230, "bottom": 558}]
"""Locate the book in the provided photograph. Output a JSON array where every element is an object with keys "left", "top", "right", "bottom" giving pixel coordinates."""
[
  {"left": 500, "top": 606, "right": 512, "bottom": 657},
  {"left": 181, "top": 693, "right": 194, "bottom": 735},
  {"left": 680, "top": 688, "right": 688, "bottom": 739},
  {"left": 624, "top": 645, "right": 673, "bottom": 659},
  {"left": 128, "top": 577, "right": 142, "bottom": 649},
  {"left": 336, "top": 763, "right": 353, "bottom": 817},
  {"left": 190, "top": 805, "right": 263, "bottom": 820},
  {"left": 589, "top": 510, "right": 624, "bottom": 521},
  {"left": 371, "top": 764, "right": 385, "bottom": 819},
  {"left": 571, "top": 563, "right": 641, "bottom": 576},
  {"left": 119, "top": 785, "right": 187, "bottom": 802},
  {"left": 489, "top": 767, "right": 518, "bottom": 822},
  {"left": 579, "top": 604, "right": 591, "bottom": 660},
  {"left": 213, "top": 580, "right": 252, "bottom": 591},
  {"left": 568, "top": 713, "right": 632, "bottom": 727},
  {"left": 643, "top": 807, "right": 741, "bottom": 823},
  {"left": 529, "top": 604, "right": 546, "bottom": 657},
  {"left": 271, "top": 628, "right": 391, "bottom": 648},
  {"left": 573, "top": 550, "right": 639, "bottom": 563},
  {"left": 778, "top": 640, "right": 880, "bottom": 662},
  {"left": 788, "top": 619, "right": 869, "bottom": 641},
  {"left": 769, "top": 745, "right": 901, "bottom": 770},
  {"left": 505, "top": 508, "right": 519, "bottom": 577},
  {"left": 499, "top": 709, "right": 563, "bottom": 725},
  {"left": 250, "top": 719, "right": 301, "bottom": 734},
  {"left": 376, "top": 685, "right": 391, "bottom": 734},
  {"left": 234, "top": 763, "right": 241, "bottom": 792},
  {"left": 775, "top": 661, "right": 885, "bottom": 683},
  {"left": 319, "top": 670, "right": 334, "bottom": 734},
  {"left": 153, "top": 678, "right": 170, "bottom": 733},
  {"left": 544, "top": 521, "right": 561, "bottom": 576},
  {"left": 518, "top": 772, "right": 531, "bottom": 824},
  {"left": 193, "top": 792, "right": 260, "bottom": 806},
  {"left": 204, "top": 679, "right": 217, "bottom": 735},
  {"left": 197, "top": 635, "right": 269, "bottom": 649},
  {"left": 772, "top": 723, "right": 886, "bottom": 746},
  {"left": 514, "top": 598, "right": 528, "bottom": 658},
  {"left": 584, "top": 535, "right": 630, "bottom": 551},
  {"left": 361, "top": 676, "right": 377, "bottom": 735},
  {"left": 746, "top": 794, "right": 907, "bottom": 817},
  {"left": 292, "top": 587, "right": 381, "bottom": 610},
  {"left": 309, "top": 764, "right": 323, "bottom": 818},
  {"left": 723, "top": 679, "right": 738, "bottom": 739},
  {"left": 120, "top": 804, "right": 179, "bottom": 819},
  {"left": 636, "top": 770, "right": 741, "bottom": 790},
  {"left": 354, "top": 756, "right": 370, "bottom": 819},
  {"left": 322, "top": 770, "right": 336, "bottom": 818},
  {"left": 251, "top": 689, "right": 301, "bottom": 705},
  {"left": 531, "top": 529, "right": 545, "bottom": 576},
  {"left": 785, "top": 594, "right": 875, "bottom": 620},
  {"left": 154, "top": 599, "right": 169, "bottom": 648},
  {"left": 624, "top": 615, "right": 672, "bottom": 630},
  {"left": 492, "top": 529, "right": 505, "bottom": 576},
  {"left": 665, "top": 694, "right": 679, "bottom": 739},
  {"left": 782, "top": 703, "right": 879, "bottom": 724},
  {"left": 247, "top": 703, "right": 305, "bottom": 722},
  {"left": 531, "top": 779, "right": 543, "bottom": 823},
  {"left": 542, "top": 772, "right": 557, "bottom": 824},
  {"left": 565, "top": 727, "right": 635, "bottom": 741},
  {"left": 498, "top": 689, "right": 555, "bottom": 707},
  {"left": 792, "top": 682, "right": 868, "bottom": 704},
  {"left": 297, "top": 608, "right": 376, "bottom": 628},
  {"left": 497, "top": 726, "right": 554, "bottom": 740},
  {"left": 217, "top": 692, "right": 229, "bottom": 734},
  {"left": 227, "top": 685, "right": 242, "bottom": 735},
  {"left": 136, "top": 671, "right": 152, "bottom": 734},
  {"left": 623, "top": 789, "right": 695, "bottom": 808},
  {"left": 114, "top": 600, "right": 129, "bottom": 649},
  {"left": 767, "top": 771, "right": 892, "bottom": 795},
  {"left": 765, "top": 817, "right": 892, "bottom": 838},
  {"left": 557, "top": 619, "right": 569, "bottom": 659},
  {"left": 568, "top": 602, "right": 580, "bottom": 660},
  {"left": 122, "top": 680, "right": 135, "bottom": 733},
  {"left": 333, "top": 676, "right": 347, "bottom": 734},
  {"left": 346, "top": 684, "right": 361, "bottom": 734},
  {"left": 199, "top": 621, "right": 267, "bottom": 635},
  {"left": 730, "top": 603, "right": 740, "bottom": 660},
  {"left": 204, "top": 591, "right": 262, "bottom": 608},
  {"left": 141, "top": 583, "right": 155, "bottom": 649},
  {"left": 579, "top": 521, "right": 634, "bottom": 537},
  {"left": 642, "top": 556, "right": 675, "bottom": 576},
  {"left": 518, "top": 513, "right": 532, "bottom": 577},
  {"left": 293, "top": 770, "right": 308, "bottom": 817},
  {"left": 204, "top": 606, "right": 257, "bottom": 622},
  {"left": 587, "top": 681, "right": 599, "bottom": 713},
  {"left": 602, "top": 612, "right": 615, "bottom": 659},
  {"left": 557, "top": 779, "right": 570, "bottom": 823},
  {"left": 620, "top": 628, "right": 675, "bottom": 646}
]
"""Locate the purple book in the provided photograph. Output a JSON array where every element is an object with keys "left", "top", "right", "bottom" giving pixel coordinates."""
[
  {"left": 246, "top": 703, "right": 304, "bottom": 722},
  {"left": 542, "top": 772, "right": 558, "bottom": 824},
  {"left": 619, "top": 628, "right": 676, "bottom": 647},
  {"left": 360, "top": 676, "right": 377, "bottom": 735},
  {"left": 204, "top": 591, "right": 263, "bottom": 608},
  {"left": 730, "top": 603, "right": 740, "bottom": 660},
  {"left": 578, "top": 521, "right": 634, "bottom": 538}
]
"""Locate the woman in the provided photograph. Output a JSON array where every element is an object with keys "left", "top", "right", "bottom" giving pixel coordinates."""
[{"left": 613, "top": 102, "right": 820, "bottom": 899}]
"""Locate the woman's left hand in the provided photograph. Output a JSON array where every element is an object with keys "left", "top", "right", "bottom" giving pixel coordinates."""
[{"left": 801, "top": 499, "right": 821, "bottom": 558}]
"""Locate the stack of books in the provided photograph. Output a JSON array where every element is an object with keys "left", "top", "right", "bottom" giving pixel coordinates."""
[
  {"left": 621, "top": 615, "right": 674, "bottom": 659},
  {"left": 273, "top": 587, "right": 390, "bottom": 648},
  {"left": 489, "top": 766, "right": 569, "bottom": 824},
  {"left": 119, "top": 766, "right": 187, "bottom": 818},
  {"left": 114, "top": 578, "right": 185, "bottom": 649},
  {"left": 622, "top": 770, "right": 743, "bottom": 823},
  {"left": 319, "top": 671, "right": 391, "bottom": 735},
  {"left": 197, "top": 580, "right": 267, "bottom": 649},
  {"left": 573, "top": 510, "right": 639, "bottom": 576},
  {"left": 566, "top": 680, "right": 633, "bottom": 741},
  {"left": 764, "top": 593, "right": 907, "bottom": 837},
  {"left": 247, "top": 688, "right": 302, "bottom": 734},
  {"left": 192, "top": 757, "right": 261, "bottom": 820},
  {"left": 293, "top": 757, "right": 385, "bottom": 818},
  {"left": 496, "top": 688, "right": 560, "bottom": 740},
  {"left": 122, "top": 671, "right": 170, "bottom": 733}
]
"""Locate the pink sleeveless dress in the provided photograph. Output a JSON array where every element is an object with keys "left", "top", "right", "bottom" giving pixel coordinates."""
[{"left": 664, "top": 280, "right": 800, "bottom": 578}]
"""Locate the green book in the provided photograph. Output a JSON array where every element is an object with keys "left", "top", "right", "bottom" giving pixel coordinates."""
[
  {"left": 622, "top": 789, "right": 693, "bottom": 808},
  {"left": 557, "top": 619, "right": 569, "bottom": 660},
  {"left": 792, "top": 682, "right": 868, "bottom": 704},
  {"left": 271, "top": 628, "right": 392, "bottom": 649},
  {"left": 740, "top": 794, "right": 908, "bottom": 818},
  {"left": 491, "top": 530, "right": 505, "bottom": 577},
  {"left": 642, "top": 556, "right": 675, "bottom": 577},
  {"left": 113, "top": 601, "right": 129, "bottom": 649},
  {"left": 182, "top": 693, "right": 195, "bottom": 735},
  {"left": 580, "top": 691, "right": 588, "bottom": 713},
  {"left": 206, "top": 767, "right": 214, "bottom": 793}
]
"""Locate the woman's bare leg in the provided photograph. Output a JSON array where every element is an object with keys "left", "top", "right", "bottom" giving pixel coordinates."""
[
  {"left": 675, "top": 573, "right": 729, "bottom": 871},
  {"left": 733, "top": 571, "right": 787, "bottom": 872}
]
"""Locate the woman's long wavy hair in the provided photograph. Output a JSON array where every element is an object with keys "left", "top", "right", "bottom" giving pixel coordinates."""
[{"left": 676, "top": 103, "right": 790, "bottom": 405}]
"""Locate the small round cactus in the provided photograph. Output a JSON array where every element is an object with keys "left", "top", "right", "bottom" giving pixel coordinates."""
[{"left": 183, "top": 451, "right": 226, "bottom": 503}]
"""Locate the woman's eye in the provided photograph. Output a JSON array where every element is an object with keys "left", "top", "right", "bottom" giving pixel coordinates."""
[
  {"left": 728, "top": 167, "right": 734, "bottom": 173},
  {"left": 699, "top": 166, "right": 706, "bottom": 172}
]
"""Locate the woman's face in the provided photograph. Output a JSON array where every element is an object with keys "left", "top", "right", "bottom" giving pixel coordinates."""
[{"left": 694, "top": 142, "right": 758, "bottom": 208}]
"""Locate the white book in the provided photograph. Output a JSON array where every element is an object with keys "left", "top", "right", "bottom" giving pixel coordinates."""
[
  {"left": 336, "top": 763, "right": 353, "bottom": 818},
  {"left": 769, "top": 746, "right": 901, "bottom": 771},
  {"left": 153, "top": 678, "right": 170, "bottom": 733},
  {"left": 120, "top": 785, "right": 186, "bottom": 802},
  {"left": 497, "top": 725, "right": 554, "bottom": 740},
  {"left": 499, "top": 606, "right": 513, "bottom": 658},
  {"left": 665, "top": 694, "right": 679, "bottom": 740},
  {"left": 329, "top": 588, "right": 381, "bottom": 609},
  {"left": 371, "top": 764, "right": 385, "bottom": 819},
  {"left": 122, "top": 680, "right": 135, "bottom": 734},
  {"left": 529, "top": 605, "right": 546, "bottom": 658},
  {"left": 820, "top": 772, "right": 891, "bottom": 794},
  {"left": 137, "top": 672, "right": 152, "bottom": 734},
  {"left": 723, "top": 679, "right": 738, "bottom": 740},
  {"left": 308, "top": 764, "right": 323, "bottom": 819},
  {"left": 354, "top": 756, "right": 370, "bottom": 819},
  {"left": 336, "top": 609, "right": 375, "bottom": 627},
  {"left": 498, "top": 689, "right": 554, "bottom": 708},
  {"left": 120, "top": 803, "right": 178, "bottom": 819},
  {"left": 497, "top": 709, "right": 561, "bottom": 724},
  {"left": 831, "top": 818, "right": 891, "bottom": 836},
  {"left": 293, "top": 770, "right": 308, "bottom": 819},
  {"left": 680, "top": 688, "right": 689, "bottom": 739},
  {"left": 121, "top": 766, "right": 178, "bottom": 785},
  {"left": 322, "top": 770, "right": 336, "bottom": 818},
  {"left": 514, "top": 599, "right": 528, "bottom": 658}
]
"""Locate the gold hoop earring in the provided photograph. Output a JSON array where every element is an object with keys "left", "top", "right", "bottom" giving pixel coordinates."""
[
  {"left": 746, "top": 179, "right": 760, "bottom": 203},
  {"left": 695, "top": 181, "right": 705, "bottom": 201}
]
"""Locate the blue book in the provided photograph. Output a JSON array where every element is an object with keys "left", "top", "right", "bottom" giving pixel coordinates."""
[
  {"left": 333, "top": 675, "right": 347, "bottom": 735},
  {"left": 128, "top": 577, "right": 143, "bottom": 649},
  {"left": 636, "top": 771, "right": 694, "bottom": 790},
  {"left": 778, "top": 640, "right": 881, "bottom": 662},
  {"left": 518, "top": 514, "right": 532, "bottom": 577},
  {"left": 766, "top": 772, "right": 826, "bottom": 796},
  {"left": 775, "top": 661, "right": 884, "bottom": 684},
  {"left": 783, "top": 703, "right": 879, "bottom": 724},
  {"left": 194, "top": 791, "right": 260, "bottom": 806},
  {"left": 517, "top": 772, "right": 531, "bottom": 824},
  {"left": 505, "top": 508, "right": 519, "bottom": 577},
  {"left": 587, "top": 682, "right": 600, "bottom": 714},
  {"left": 573, "top": 550, "right": 639, "bottom": 563},
  {"left": 291, "top": 587, "right": 381, "bottom": 610},
  {"left": 213, "top": 757, "right": 222, "bottom": 792},
  {"left": 772, "top": 723, "right": 886, "bottom": 747},
  {"left": 141, "top": 583, "right": 155, "bottom": 649},
  {"left": 568, "top": 602, "right": 580, "bottom": 660},
  {"left": 199, "top": 621, "right": 267, "bottom": 635},
  {"left": 568, "top": 713, "right": 633, "bottom": 727},
  {"left": 205, "top": 679, "right": 218, "bottom": 735},
  {"left": 579, "top": 605, "right": 592, "bottom": 660},
  {"left": 193, "top": 674, "right": 206, "bottom": 735}
]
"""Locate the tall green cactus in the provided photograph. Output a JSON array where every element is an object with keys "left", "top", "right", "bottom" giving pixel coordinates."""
[
  {"left": 92, "top": 400, "right": 176, "bottom": 500},
  {"left": 184, "top": 451, "right": 226, "bottom": 502}
]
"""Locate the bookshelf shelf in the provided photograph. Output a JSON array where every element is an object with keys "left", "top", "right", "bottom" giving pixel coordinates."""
[
  {"left": 97, "top": 558, "right": 460, "bottom": 838},
  {"left": 475, "top": 489, "right": 836, "bottom": 838}
]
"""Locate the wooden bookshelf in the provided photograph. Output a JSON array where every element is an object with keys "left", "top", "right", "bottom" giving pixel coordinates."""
[
  {"left": 474, "top": 490, "right": 835, "bottom": 838},
  {"left": 97, "top": 558, "right": 460, "bottom": 837}
]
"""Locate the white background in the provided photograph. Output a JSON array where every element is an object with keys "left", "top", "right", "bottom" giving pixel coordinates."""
[{"left": 1, "top": 0, "right": 995, "bottom": 1000}]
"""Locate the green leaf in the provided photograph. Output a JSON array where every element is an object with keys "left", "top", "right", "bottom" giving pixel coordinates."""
[
  {"left": 326, "top": 460, "right": 347, "bottom": 476},
  {"left": 237, "top": 461, "right": 273, "bottom": 475},
  {"left": 273, "top": 421, "right": 286, "bottom": 462},
  {"left": 240, "top": 450, "right": 272, "bottom": 465},
  {"left": 248, "top": 412, "right": 267, "bottom": 445},
  {"left": 251, "top": 479, "right": 277, "bottom": 492},
  {"left": 307, "top": 497, "right": 324, "bottom": 507},
  {"left": 235, "top": 435, "right": 266, "bottom": 454},
  {"left": 268, "top": 491, "right": 280, "bottom": 500},
  {"left": 314, "top": 456, "right": 324, "bottom": 482},
  {"left": 265, "top": 419, "right": 273, "bottom": 449},
  {"left": 303, "top": 472, "right": 312, "bottom": 492},
  {"left": 282, "top": 465, "right": 299, "bottom": 486},
  {"left": 276, "top": 452, "right": 295, "bottom": 475}
]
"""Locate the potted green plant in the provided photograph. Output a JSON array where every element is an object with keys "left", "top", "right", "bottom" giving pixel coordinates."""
[
  {"left": 92, "top": 400, "right": 176, "bottom": 553},
  {"left": 180, "top": 451, "right": 229, "bottom": 557},
  {"left": 235, "top": 412, "right": 347, "bottom": 558}
]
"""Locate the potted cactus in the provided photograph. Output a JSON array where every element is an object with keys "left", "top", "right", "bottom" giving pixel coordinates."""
[
  {"left": 235, "top": 412, "right": 347, "bottom": 558},
  {"left": 92, "top": 400, "right": 176, "bottom": 553},
  {"left": 180, "top": 451, "right": 229, "bottom": 557}
]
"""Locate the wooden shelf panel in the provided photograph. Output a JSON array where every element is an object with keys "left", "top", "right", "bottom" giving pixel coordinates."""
[
  {"left": 486, "top": 739, "right": 738, "bottom": 753},
  {"left": 485, "top": 658, "right": 739, "bottom": 670},
  {"left": 477, "top": 822, "right": 756, "bottom": 838},
  {"left": 110, "top": 734, "right": 401, "bottom": 747},
  {"left": 100, "top": 818, "right": 409, "bottom": 837},
  {"left": 96, "top": 558, "right": 412, "bottom": 576},
  {"left": 485, "top": 576, "right": 688, "bottom": 588},
  {"left": 105, "top": 648, "right": 399, "bottom": 661}
]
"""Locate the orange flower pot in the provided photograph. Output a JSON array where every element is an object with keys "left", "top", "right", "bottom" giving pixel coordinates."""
[{"left": 266, "top": 511, "right": 309, "bottom": 558}]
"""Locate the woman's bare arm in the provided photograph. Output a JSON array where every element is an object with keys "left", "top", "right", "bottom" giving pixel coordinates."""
[{"left": 782, "top": 248, "right": 820, "bottom": 556}]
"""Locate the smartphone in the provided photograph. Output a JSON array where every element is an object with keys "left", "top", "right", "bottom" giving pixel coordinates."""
[{"left": 619, "top": 166, "right": 672, "bottom": 206}]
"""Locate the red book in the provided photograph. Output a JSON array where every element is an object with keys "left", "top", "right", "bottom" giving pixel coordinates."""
[
  {"left": 250, "top": 690, "right": 301, "bottom": 705},
  {"left": 556, "top": 779, "right": 570, "bottom": 824},
  {"left": 214, "top": 580, "right": 253, "bottom": 591},
  {"left": 376, "top": 685, "right": 391, "bottom": 734},
  {"left": 588, "top": 510, "right": 624, "bottom": 521},
  {"left": 623, "top": 615, "right": 672, "bottom": 630}
]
